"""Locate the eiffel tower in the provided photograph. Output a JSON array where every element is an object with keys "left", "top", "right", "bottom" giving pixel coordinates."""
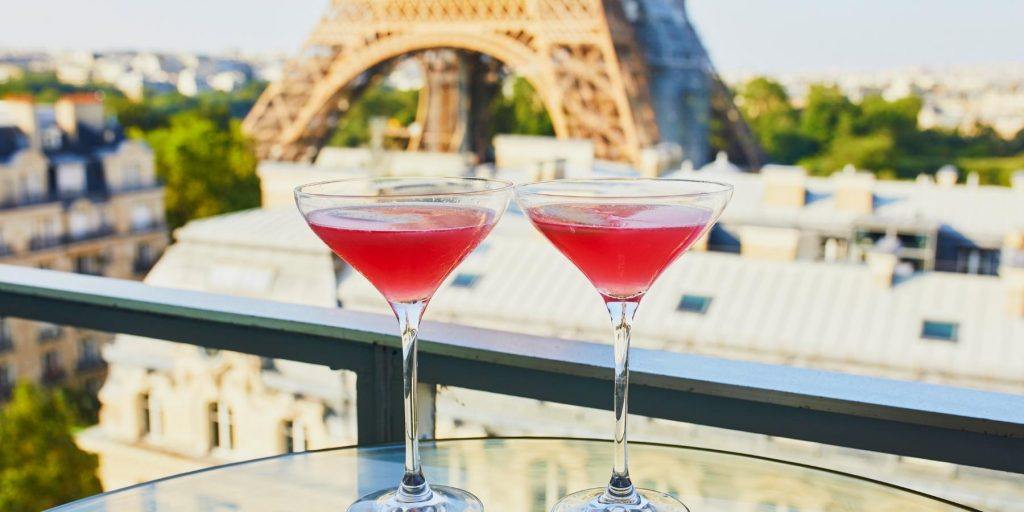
[{"left": 243, "top": 0, "right": 763, "bottom": 169}]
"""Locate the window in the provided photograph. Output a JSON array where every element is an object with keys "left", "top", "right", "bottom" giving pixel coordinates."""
[
  {"left": 68, "top": 211, "right": 92, "bottom": 239},
  {"left": 0, "top": 318, "right": 11, "bottom": 350},
  {"left": 282, "top": 420, "right": 308, "bottom": 453},
  {"left": 141, "top": 392, "right": 163, "bottom": 438},
  {"left": 921, "top": 320, "right": 958, "bottom": 342},
  {"left": 130, "top": 204, "right": 153, "bottom": 231},
  {"left": 56, "top": 162, "right": 86, "bottom": 196},
  {"left": 79, "top": 338, "right": 102, "bottom": 362},
  {"left": 210, "top": 402, "right": 234, "bottom": 451},
  {"left": 42, "top": 350, "right": 61, "bottom": 373},
  {"left": 209, "top": 403, "right": 220, "bottom": 449},
  {"left": 955, "top": 247, "right": 1000, "bottom": 276},
  {"left": 38, "top": 322, "right": 62, "bottom": 342},
  {"left": 451, "top": 273, "right": 480, "bottom": 289},
  {"left": 676, "top": 294, "right": 712, "bottom": 314},
  {"left": 0, "top": 363, "right": 13, "bottom": 388}
]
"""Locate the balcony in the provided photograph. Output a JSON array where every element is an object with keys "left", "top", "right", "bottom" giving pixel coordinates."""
[
  {"left": 66, "top": 225, "right": 116, "bottom": 244},
  {"left": 0, "top": 193, "right": 60, "bottom": 212},
  {"left": 37, "top": 323, "right": 63, "bottom": 343},
  {"left": 42, "top": 366, "right": 67, "bottom": 385},
  {"left": 1, "top": 264, "right": 1023, "bottom": 481},
  {"left": 75, "top": 357, "right": 107, "bottom": 372},
  {"left": 130, "top": 220, "right": 167, "bottom": 235},
  {"left": 109, "top": 181, "right": 163, "bottom": 195},
  {"left": 29, "top": 235, "right": 63, "bottom": 251}
]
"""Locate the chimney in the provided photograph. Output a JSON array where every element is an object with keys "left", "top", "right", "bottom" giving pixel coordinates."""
[
  {"left": 833, "top": 164, "right": 875, "bottom": 214},
  {"left": 1004, "top": 231, "right": 1024, "bottom": 317},
  {"left": 3, "top": 95, "right": 40, "bottom": 148},
  {"left": 866, "top": 230, "right": 902, "bottom": 287},
  {"left": 1011, "top": 170, "right": 1024, "bottom": 191},
  {"left": 55, "top": 93, "right": 105, "bottom": 140},
  {"left": 762, "top": 165, "right": 807, "bottom": 208},
  {"left": 935, "top": 165, "right": 958, "bottom": 187},
  {"left": 739, "top": 226, "right": 801, "bottom": 261},
  {"left": 966, "top": 172, "right": 980, "bottom": 187}
]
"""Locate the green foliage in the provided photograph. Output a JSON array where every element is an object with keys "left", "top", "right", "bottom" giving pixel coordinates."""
[
  {"left": 956, "top": 153, "right": 1024, "bottom": 186},
  {"left": 323, "top": 76, "right": 553, "bottom": 148},
  {"left": 738, "top": 76, "right": 1024, "bottom": 182},
  {"left": 142, "top": 109, "right": 260, "bottom": 229},
  {"left": 0, "top": 383, "right": 102, "bottom": 512},
  {"left": 326, "top": 85, "right": 420, "bottom": 148},
  {"left": 489, "top": 77, "right": 554, "bottom": 137},
  {"left": 109, "top": 81, "right": 267, "bottom": 133},
  {"left": 737, "top": 78, "right": 818, "bottom": 163},
  {"left": 0, "top": 72, "right": 123, "bottom": 103}
]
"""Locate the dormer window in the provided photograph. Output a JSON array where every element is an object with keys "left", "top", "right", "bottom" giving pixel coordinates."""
[
  {"left": 921, "top": 320, "right": 958, "bottom": 342},
  {"left": 677, "top": 294, "right": 712, "bottom": 314},
  {"left": 57, "top": 162, "right": 86, "bottom": 197},
  {"left": 451, "top": 273, "right": 480, "bottom": 289},
  {"left": 42, "top": 127, "right": 62, "bottom": 150}
]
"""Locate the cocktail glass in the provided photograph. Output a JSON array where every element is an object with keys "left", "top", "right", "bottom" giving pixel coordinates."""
[
  {"left": 295, "top": 177, "right": 513, "bottom": 512},
  {"left": 515, "top": 178, "right": 732, "bottom": 512}
]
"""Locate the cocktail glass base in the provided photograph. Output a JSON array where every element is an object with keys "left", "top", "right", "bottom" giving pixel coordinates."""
[
  {"left": 346, "top": 485, "right": 484, "bottom": 512},
  {"left": 551, "top": 488, "right": 689, "bottom": 512}
]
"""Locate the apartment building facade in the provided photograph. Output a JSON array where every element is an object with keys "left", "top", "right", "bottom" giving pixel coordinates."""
[{"left": 0, "top": 93, "right": 168, "bottom": 400}]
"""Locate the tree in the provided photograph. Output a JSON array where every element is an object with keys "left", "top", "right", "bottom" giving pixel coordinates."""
[
  {"left": 327, "top": 84, "right": 420, "bottom": 148},
  {"left": 489, "top": 76, "right": 554, "bottom": 137},
  {"left": 737, "top": 77, "right": 817, "bottom": 164},
  {"left": 0, "top": 383, "right": 102, "bottom": 511},
  {"left": 802, "top": 132, "right": 897, "bottom": 176},
  {"left": 142, "top": 108, "right": 261, "bottom": 229},
  {"left": 799, "top": 85, "right": 857, "bottom": 145}
]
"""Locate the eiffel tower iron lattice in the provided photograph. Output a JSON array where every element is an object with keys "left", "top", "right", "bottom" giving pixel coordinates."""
[{"left": 243, "top": 0, "right": 760, "bottom": 169}]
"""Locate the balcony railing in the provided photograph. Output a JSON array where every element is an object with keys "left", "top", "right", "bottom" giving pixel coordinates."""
[
  {"left": 0, "top": 264, "right": 1022, "bottom": 474},
  {"left": 66, "top": 225, "right": 116, "bottom": 244},
  {"left": 76, "top": 357, "right": 107, "bottom": 372},
  {"left": 38, "top": 324, "right": 63, "bottom": 343},
  {"left": 42, "top": 366, "right": 67, "bottom": 385},
  {"left": 0, "top": 193, "right": 59, "bottom": 212}
]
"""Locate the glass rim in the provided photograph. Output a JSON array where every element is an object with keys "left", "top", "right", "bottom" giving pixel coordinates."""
[
  {"left": 294, "top": 176, "right": 515, "bottom": 199},
  {"left": 514, "top": 177, "right": 734, "bottom": 200}
]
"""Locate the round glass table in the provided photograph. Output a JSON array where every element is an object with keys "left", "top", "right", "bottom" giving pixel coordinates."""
[{"left": 52, "top": 438, "right": 974, "bottom": 512}]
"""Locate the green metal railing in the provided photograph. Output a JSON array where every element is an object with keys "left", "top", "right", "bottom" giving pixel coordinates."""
[{"left": 0, "top": 264, "right": 1022, "bottom": 473}]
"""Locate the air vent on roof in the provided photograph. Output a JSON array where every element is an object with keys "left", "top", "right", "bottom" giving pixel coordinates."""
[
  {"left": 451, "top": 273, "right": 480, "bottom": 289},
  {"left": 921, "top": 320, "right": 958, "bottom": 342},
  {"left": 677, "top": 294, "right": 712, "bottom": 314}
]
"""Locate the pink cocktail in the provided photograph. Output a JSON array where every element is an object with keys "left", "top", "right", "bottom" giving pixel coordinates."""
[
  {"left": 296, "top": 178, "right": 512, "bottom": 512},
  {"left": 526, "top": 203, "right": 711, "bottom": 300},
  {"left": 307, "top": 205, "right": 496, "bottom": 303},
  {"left": 517, "top": 179, "right": 732, "bottom": 512}
]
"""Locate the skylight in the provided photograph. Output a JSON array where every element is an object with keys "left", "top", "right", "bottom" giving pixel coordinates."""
[
  {"left": 451, "top": 273, "right": 481, "bottom": 289},
  {"left": 677, "top": 294, "right": 712, "bottom": 314},
  {"left": 921, "top": 320, "right": 958, "bottom": 342}
]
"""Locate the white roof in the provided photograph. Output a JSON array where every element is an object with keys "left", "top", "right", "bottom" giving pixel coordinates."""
[
  {"left": 105, "top": 207, "right": 344, "bottom": 399},
  {"left": 667, "top": 166, "right": 1024, "bottom": 242},
  {"left": 338, "top": 214, "right": 1024, "bottom": 392}
]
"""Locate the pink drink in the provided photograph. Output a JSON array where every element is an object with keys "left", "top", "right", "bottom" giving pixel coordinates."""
[
  {"left": 307, "top": 204, "right": 495, "bottom": 303},
  {"left": 526, "top": 203, "right": 711, "bottom": 300}
]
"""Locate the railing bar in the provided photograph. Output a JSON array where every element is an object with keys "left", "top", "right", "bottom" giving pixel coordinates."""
[{"left": 1, "top": 265, "right": 1023, "bottom": 473}]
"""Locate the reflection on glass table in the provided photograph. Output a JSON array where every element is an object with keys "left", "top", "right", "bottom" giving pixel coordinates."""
[{"left": 51, "top": 438, "right": 975, "bottom": 512}]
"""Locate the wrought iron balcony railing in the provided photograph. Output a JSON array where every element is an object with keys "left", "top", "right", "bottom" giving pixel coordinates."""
[{"left": 0, "top": 264, "right": 1021, "bottom": 474}]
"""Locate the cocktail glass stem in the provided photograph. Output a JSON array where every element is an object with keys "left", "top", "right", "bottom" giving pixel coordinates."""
[
  {"left": 601, "top": 299, "right": 641, "bottom": 505},
  {"left": 392, "top": 300, "right": 431, "bottom": 502}
]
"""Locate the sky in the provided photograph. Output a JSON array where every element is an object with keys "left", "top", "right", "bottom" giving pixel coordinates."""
[{"left": 1, "top": 0, "right": 1022, "bottom": 73}]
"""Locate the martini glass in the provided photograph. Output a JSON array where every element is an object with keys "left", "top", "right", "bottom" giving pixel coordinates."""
[
  {"left": 515, "top": 178, "right": 732, "bottom": 512},
  {"left": 295, "top": 177, "right": 512, "bottom": 512}
]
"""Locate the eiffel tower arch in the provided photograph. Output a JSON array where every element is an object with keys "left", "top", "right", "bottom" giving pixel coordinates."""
[{"left": 243, "top": 0, "right": 661, "bottom": 164}]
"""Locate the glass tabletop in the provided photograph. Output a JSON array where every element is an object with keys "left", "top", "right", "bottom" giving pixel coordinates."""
[{"left": 52, "top": 438, "right": 973, "bottom": 512}]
